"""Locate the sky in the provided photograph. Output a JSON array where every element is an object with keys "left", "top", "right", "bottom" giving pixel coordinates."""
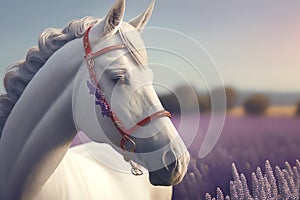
[{"left": 0, "top": 0, "right": 299, "bottom": 93}]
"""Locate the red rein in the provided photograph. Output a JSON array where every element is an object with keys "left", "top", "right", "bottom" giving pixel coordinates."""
[{"left": 83, "top": 26, "right": 171, "bottom": 152}]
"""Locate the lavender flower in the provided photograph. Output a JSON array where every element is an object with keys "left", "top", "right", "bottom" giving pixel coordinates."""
[
  {"left": 86, "top": 80, "right": 111, "bottom": 118},
  {"left": 206, "top": 160, "right": 300, "bottom": 200}
]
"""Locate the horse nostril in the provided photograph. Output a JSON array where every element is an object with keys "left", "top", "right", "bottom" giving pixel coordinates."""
[{"left": 162, "top": 150, "right": 177, "bottom": 171}]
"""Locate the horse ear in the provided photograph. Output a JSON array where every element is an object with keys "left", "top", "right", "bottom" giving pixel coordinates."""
[
  {"left": 129, "top": 0, "right": 155, "bottom": 32},
  {"left": 104, "top": 0, "right": 126, "bottom": 33}
]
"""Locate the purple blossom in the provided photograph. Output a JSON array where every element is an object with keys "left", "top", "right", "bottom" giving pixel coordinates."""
[
  {"left": 86, "top": 80, "right": 111, "bottom": 118},
  {"left": 86, "top": 80, "right": 97, "bottom": 95}
]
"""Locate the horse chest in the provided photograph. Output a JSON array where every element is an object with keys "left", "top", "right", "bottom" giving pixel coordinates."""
[{"left": 35, "top": 143, "right": 172, "bottom": 200}]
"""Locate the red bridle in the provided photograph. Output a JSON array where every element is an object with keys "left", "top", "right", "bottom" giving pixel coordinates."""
[{"left": 83, "top": 26, "right": 171, "bottom": 154}]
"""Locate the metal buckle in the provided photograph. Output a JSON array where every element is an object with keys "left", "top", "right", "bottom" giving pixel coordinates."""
[
  {"left": 121, "top": 135, "right": 143, "bottom": 176},
  {"left": 121, "top": 135, "right": 136, "bottom": 153}
]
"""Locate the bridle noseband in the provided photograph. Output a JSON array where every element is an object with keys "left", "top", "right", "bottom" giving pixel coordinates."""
[{"left": 83, "top": 26, "right": 171, "bottom": 175}]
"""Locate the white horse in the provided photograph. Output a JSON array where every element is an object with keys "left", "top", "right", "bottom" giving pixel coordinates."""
[{"left": 0, "top": 0, "right": 190, "bottom": 199}]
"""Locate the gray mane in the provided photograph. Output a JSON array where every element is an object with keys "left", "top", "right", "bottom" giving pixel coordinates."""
[{"left": 0, "top": 16, "right": 98, "bottom": 137}]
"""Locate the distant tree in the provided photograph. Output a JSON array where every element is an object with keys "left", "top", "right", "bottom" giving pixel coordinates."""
[
  {"left": 159, "top": 92, "right": 180, "bottom": 114},
  {"left": 211, "top": 86, "right": 238, "bottom": 112},
  {"left": 159, "top": 84, "right": 202, "bottom": 114},
  {"left": 224, "top": 87, "right": 238, "bottom": 109},
  {"left": 198, "top": 95, "right": 211, "bottom": 112},
  {"left": 244, "top": 94, "right": 269, "bottom": 115},
  {"left": 174, "top": 85, "right": 199, "bottom": 113},
  {"left": 296, "top": 100, "right": 300, "bottom": 116}
]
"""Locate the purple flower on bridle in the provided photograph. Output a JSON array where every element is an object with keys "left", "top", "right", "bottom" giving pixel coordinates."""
[{"left": 86, "top": 80, "right": 111, "bottom": 118}]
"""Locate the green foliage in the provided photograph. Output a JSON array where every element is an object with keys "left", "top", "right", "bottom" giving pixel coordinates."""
[{"left": 244, "top": 94, "right": 269, "bottom": 115}]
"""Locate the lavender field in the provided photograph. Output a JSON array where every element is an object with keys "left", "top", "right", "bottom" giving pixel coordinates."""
[{"left": 172, "top": 114, "right": 300, "bottom": 199}]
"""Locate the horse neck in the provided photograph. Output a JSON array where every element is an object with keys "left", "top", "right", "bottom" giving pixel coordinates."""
[{"left": 0, "top": 37, "right": 84, "bottom": 199}]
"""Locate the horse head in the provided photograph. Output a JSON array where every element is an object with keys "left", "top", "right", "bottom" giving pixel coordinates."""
[{"left": 73, "top": 0, "right": 190, "bottom": 186}]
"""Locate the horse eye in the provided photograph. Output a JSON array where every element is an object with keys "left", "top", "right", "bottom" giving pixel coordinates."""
[{"left": 112, "top": 75, "right": 125, "bottom": 84}]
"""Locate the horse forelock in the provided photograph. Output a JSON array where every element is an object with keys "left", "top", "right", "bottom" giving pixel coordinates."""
[
  {"left": 119, "top": 23, "right": 148, "bottom": 68},
  {"left": 0, "top": 16, "right": 98, "bottom": 137}
]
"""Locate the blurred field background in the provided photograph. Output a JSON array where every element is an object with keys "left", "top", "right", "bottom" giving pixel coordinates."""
[
  {"left": 230, "top": 105, "right": 296, "bottom": 117},
  {"left": 160, "top": 85, "right": 300, "bottom": 199}
]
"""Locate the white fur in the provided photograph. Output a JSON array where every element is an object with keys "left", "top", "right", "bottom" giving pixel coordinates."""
[{"left": 35, "top": 143, "right": 172, "bottom": 200}]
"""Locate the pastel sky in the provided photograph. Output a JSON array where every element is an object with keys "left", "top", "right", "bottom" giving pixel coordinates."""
[{"left": 0, "top": 0, "right": 299, "bottom": 93}]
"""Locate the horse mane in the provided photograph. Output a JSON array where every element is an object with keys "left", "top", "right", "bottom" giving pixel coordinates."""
[{"left": 0, "top": 16, "right": 98, "bottom": 137}]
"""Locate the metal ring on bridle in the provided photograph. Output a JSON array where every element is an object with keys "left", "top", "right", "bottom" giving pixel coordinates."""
[
  {"left": 121, "top": 135, "right": 136, "bottom": 153},
  {"left": 130, "top": 160, "right": 143, "bottom": 176}
]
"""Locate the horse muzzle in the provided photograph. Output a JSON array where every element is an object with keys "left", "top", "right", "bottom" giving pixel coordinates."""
[{"left": 148, "top": 151, "right": 190, "bottom": 186}]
